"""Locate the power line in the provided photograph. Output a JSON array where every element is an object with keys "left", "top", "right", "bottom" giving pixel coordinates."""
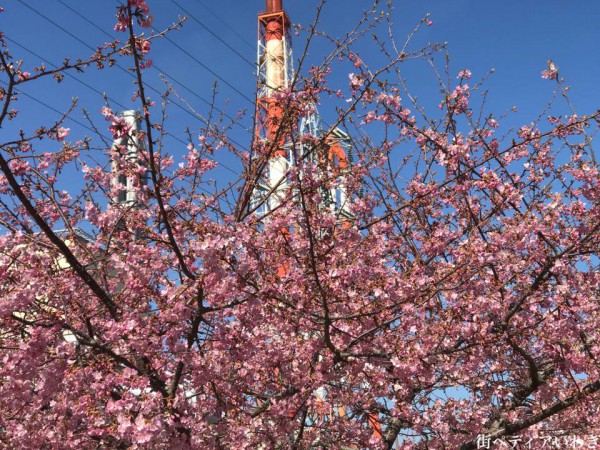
[
  {"left": 52, "top": 0, "right": 255, "bottom": 159},
  {"left": 191, "top": 0, "right": 255, "bottom": 52},
  {"left": 55, "top": 0, "right": 254, "bottom": 131},
  {"left": 0, "top": 81, "right": 230, "bottom": 202},
  {"left": 0, "top": 80, "right": 111, "bottom": 142},
  {"left": 169, "top": 0, "right": 255, "bottom": 68},
  {"left": 6, "top": 37, "right": 238, "bottom": 176},
  {"left": 5, "top": 37, "right": 185, "bottom": 150},
  {"left": 15, "top": 0, "right": 244, "bottom": 175},
  {"left": 16, "top": 0, "right": 246, "bottom": 116},
  {"left": 6, "top": 37, "right": 129, "bottom": 113},
  {"left": 155, "top": 31, "right": 255, "bottom": 105}
]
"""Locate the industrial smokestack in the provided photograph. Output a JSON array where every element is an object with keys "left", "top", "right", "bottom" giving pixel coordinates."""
[
  {"left": 266, "top": 0, "right": 282, "bottom": 12},
  {"left": 111, "top": 110, "right": 147, "bottom": 206},
  {"left": 256, "top": 0, "right": 289, "bottom": 210}
]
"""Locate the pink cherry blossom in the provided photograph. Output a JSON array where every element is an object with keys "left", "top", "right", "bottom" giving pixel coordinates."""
[
  {"left": 0, "top": 3, "right": 598, "bottom": 450},
  {"left": 541, "top": 60, "right": 558, "bottom": 80},
  {"left": 56, "top": 127, "right": 70, "bottom": 141}
]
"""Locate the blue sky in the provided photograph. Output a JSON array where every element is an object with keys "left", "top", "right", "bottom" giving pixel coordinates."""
[{"left": 2, "top": 0, "right": 599, "bottom": 194}]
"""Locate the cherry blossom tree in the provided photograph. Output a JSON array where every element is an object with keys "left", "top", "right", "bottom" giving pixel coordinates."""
[{"left": 1, "top": 1, "right": 599, "bottom": 449}]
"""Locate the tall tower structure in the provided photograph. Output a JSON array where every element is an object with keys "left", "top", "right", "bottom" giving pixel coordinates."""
[
  {"left": 249, "top": 1, "right": 380, "bottom": 440},
  {"left": 254, "top": 0, "right": 293, "bottom": 211},
  {"left": 111, "top": 110, "right": 148, "bottom": 206},
  {"left": 252, "top": 0, "right": 352, "bottom": 219}
]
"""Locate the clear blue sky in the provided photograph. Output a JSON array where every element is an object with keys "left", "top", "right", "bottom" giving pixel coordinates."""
[{"left": 2, "top": 0, "right": 599, "bottom": 192}]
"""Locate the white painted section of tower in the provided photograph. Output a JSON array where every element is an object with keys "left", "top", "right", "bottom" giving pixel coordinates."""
[
  {"left": 338, "top": 179, "right": 348, "bottom": 213},
  {"left": 269, "top": 155, "right": 288, "bottom": 209},
  {"left": 266, "top": 37, "right": 285, "bottom": 94},
  {"left": 111, "top": 110, "right": 146, "bottom": 206},
  {"left": 123, "top": 111, "right": 140, "bottom": 204},
  {"left": 265, "top": 21, "right": 287, "bottom": 209}
]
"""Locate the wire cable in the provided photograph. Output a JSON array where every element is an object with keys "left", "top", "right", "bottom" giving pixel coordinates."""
[
  {"left": 6, "top": 36, "right": 239, "bottom": 174},
  {"left": 6, "top": 37, "right": 129, "bottom": 113},
  {"left": 18, "top": 0, "right": 252, "bottom": 106},
  {"left": 0, "top": 80, "right": 111, "bottom": 141},
  {"left": 14, "top": 0, "right": 245, "bottom": 174},
  {"left": 55, "top": 0, "right": 254, "bottom": 131},
  {"left": 155, "top": 31, "right": 255, "bottom": 105},
  {"left": 191, "top": 0, "right": 255, "bottom": 52},
  {"left": 169, "top": 0, "right": 255, "bottom": 68},
  {"left": 52, "top": 0, "right": 254, "bottom": 156}
]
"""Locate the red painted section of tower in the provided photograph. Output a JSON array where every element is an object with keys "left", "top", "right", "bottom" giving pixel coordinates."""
[
  {"left": 328, "top": 142, "right": 349, "bottom": 170},
  {"left": 255, "top": 1, "right": 290, "bottom": 158},
  {"left": 265, "top": 19, "right": 283, "bottom": 41},
  {"left": 266, "top": 0, "right": 282, "bottom": 13}
]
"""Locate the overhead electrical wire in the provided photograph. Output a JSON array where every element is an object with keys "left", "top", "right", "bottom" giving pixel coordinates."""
[
  {"left": 0, "top": 80, "right": 111, "bottom": 142},
  {"left": 16, "top": 0, "right": 245, "bottom": 119},
  {"left": 51, "top": 0, "right": 254, "bottom": 160},
  {"left": 55, "top": 0, "right": 254, "bottom": 131},
  {"left": 6, "top": 38, "right": 239, "bottom": 175},
  {"left": 154, "top": 32, "right": 255, "bottom": 105},
  {"left": 0, "top": 81, "right": 223, "bottom": 201},
  {"left": 191, "top": 0, "right": 255, "bottom": 51},
  {"left": 168, "top": 0, "right": 255, "bottom": 69},
  {"left": 14, "top": 0, "right": 248, "bottom": 175},
  {"left": 17, "top": 0, "right": 253, "bottom": 108},
  {"left": 6, "top": 37, "right": 129, "bottom": 113}
]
